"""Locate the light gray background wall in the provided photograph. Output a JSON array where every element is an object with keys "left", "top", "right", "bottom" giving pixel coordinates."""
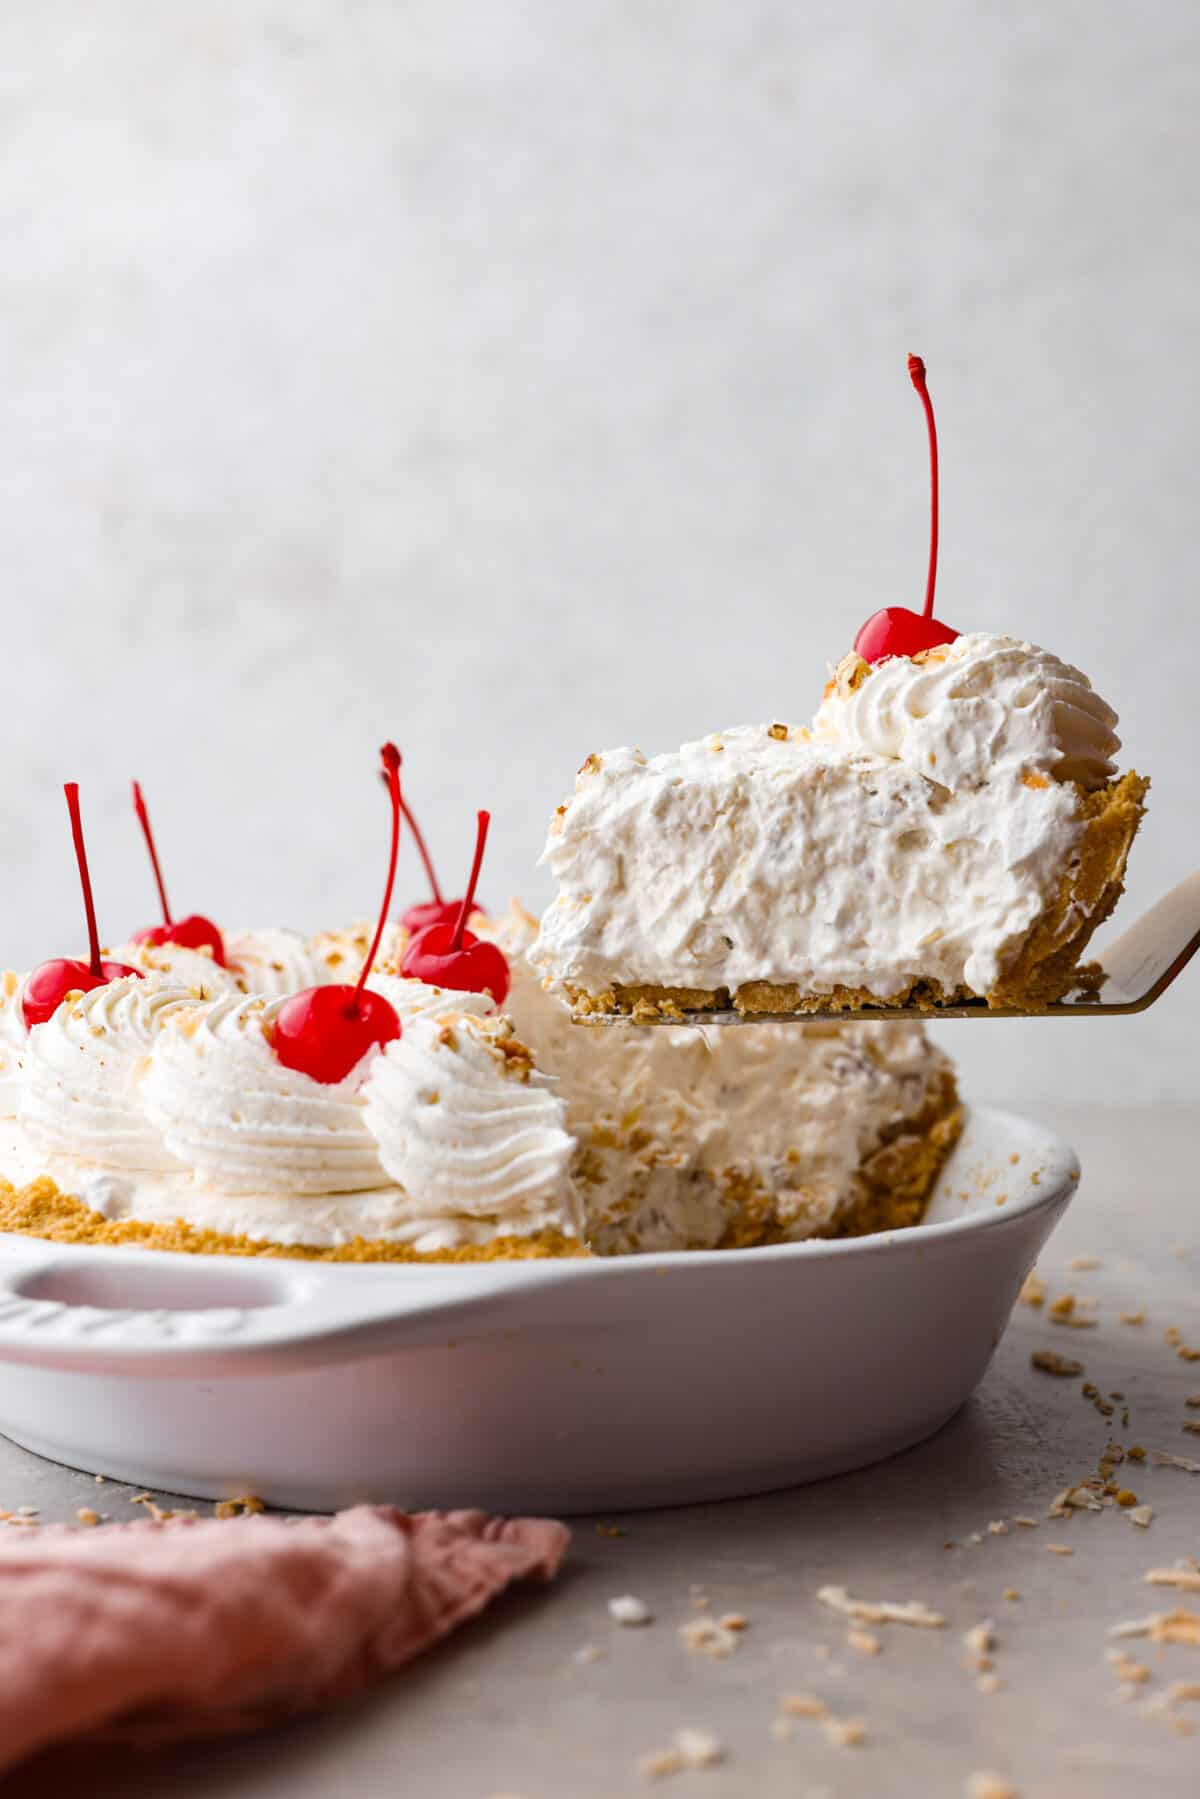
[{"left": 1, "top": 1, "right": 1196, "bottom": 1109}]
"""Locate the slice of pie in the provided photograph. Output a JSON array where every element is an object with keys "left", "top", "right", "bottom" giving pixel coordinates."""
[{"left": 531, "top": 632, "right": 1147, "bottom": 1016}]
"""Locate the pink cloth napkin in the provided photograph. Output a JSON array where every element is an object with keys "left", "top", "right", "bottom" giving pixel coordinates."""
[{"left": 0, "top": 1504, "right": 569, "bottom": 1774}]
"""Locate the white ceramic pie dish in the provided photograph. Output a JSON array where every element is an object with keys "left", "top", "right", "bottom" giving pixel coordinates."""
[{"left": 0, "top": 1105, "right": 1077, "bottom": 1514}]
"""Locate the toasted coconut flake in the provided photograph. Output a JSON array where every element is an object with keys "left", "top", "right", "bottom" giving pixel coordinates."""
[
  {"left": 679, "top": 1615, "right": 739, "bottom": 1658},
  {"left": 1151, "top": 1450, "right": 1200, "bottom": 1474},
  {"left": 965, "top": 1774, "right": 1019, "bottom": 1799},
  {"left": 822, "top": 1716, "right": 866, "bottom": 1749},
  {"left": 1145, "top": 1568, "right": 1200, "bottom": 1593},
  {"left": 816, "top": 1585, "right": 944, "bottom": 1628}
]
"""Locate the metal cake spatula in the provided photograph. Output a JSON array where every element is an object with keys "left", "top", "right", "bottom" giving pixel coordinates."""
[{"left": 574, "top": 873, "right": 1200, "bottom": 1025}]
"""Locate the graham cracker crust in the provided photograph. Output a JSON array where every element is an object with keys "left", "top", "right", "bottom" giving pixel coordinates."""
[
  {"left": 567, "top": 771, "right": 1148, "bottom": 1019},
  {"left": 0, "top": 1178, "right": 587, "bottom": 1263}
]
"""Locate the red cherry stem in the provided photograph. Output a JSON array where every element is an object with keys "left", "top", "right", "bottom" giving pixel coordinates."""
[
  {"left": 131, "top": 780, "right": 173, "bottom": 927},
  {"left": 398, "top": 794, "right": 443, "bottom": 905},
  {"left": 354, "top": 744, "right": 403, "bottom": 1007},
  {"left": 64, "top": 783, "right": 103, "bottom": 978},
  {"left": 907, "top": 354, "right": 939, "bottom": 620},
  {"left": 451, "top": 811, "right": 490, "bottom": 952},
  {"left": 377, "top": 761, "right": 443, "bottom": 903}
]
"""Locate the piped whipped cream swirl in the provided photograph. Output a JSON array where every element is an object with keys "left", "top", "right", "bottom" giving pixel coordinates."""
[
  {"left": 0, "top": 973, "right": 29, "bottom": 1119},
  {"left": 141, "top": 994, "right": 388, "bottom": 1194},
  {"left": 112, "top": 939, "right": 241, "bottom": 998},
  {"left": 365, "top": 972, "right": 495, "bottom": 1027},
  {"left": 363, "top": 1012, "right": 581, "bottom": 1236},
  {"left": 19, "top": 977, "right": 194, "bottom": 1170},
  {"left": 223, "top": 927, "right": 336, "bottom": 998},
  {"left": 812, "top": 632, "right": 1120, "bottom": 792}
]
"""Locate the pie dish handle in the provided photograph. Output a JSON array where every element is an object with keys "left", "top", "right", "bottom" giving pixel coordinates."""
[{"left": 0, "top": 1243, "right": 576, "bottom": 1376}]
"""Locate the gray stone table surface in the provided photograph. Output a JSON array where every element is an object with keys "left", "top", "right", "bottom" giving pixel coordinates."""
[{"left": 2, "top": 1104, "right": 1198, "bottom": 1799}]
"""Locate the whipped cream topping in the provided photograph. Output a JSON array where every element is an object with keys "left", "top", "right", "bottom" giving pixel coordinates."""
[
  {"left": 141, "top": 994, "right": 388, "bottom": 1195},
  {"left": 365, "top": 972, "right": 496, "bottom": 1027},
  {"left": 308, "top": 921, "right": 405, "bottom": 985},
  {"left": 812, "top": 633, "right": 1120, "bottom": 792},
  {"left": 363, "top": 1012, "right": 581, "bottom": 1239},
  {"left": 112, "top": 939, "right": 241, "bottom": 999},
  {"left": 532, "top": 632, "right": 1128, "bottom": 1003},
  {"left": 19, "top": 977, "right": 193, "bottom": 1170},
  {"left": 0, "top": 973, "right": 29, "bottom": 1119},
  {"left": 223, "top": 927, "right": 336, "bottom": 998}
]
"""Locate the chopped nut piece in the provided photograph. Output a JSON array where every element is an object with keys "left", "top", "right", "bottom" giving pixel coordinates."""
[
  {"left": 962, "top": 1619, "right": 996, "bottom": 1671},
  {"left": 637, "top": 1748, "right": 682, "bottom": 1781},
  {"left": 1012, "top": 1516, "right": 1039, "bottom": 1529},
  {"left": 717, "top": 1612, "right": 748, "bottom": 1632},
  {"left": 679, "top": 1616, "right": 739, "bottom": 1658},
  {"left": 131, "top": 1496, "right": 177, "bottom": 1523},
  {"left": 1003, "top": 1588, "right": 1020, "bottom": 1602},
  {"left": 780, "top": 1693, "right": 829, "bottom": 1719},
  {"left": 1046, "top": 1543, "right": 1074, "bottom": 1556},
  {"left": 1107, "top": 1647, "right": 1152, "bottom": 1685},
  {"left": 847, "top": 1628, "right": 882, "bottom": 1656},
  {"left": 1120, "top": 1311, "right": 1146, "bottom": 1326},
  {"left": 987, "top": 1520, "right": 1009, "bottom": 1536},
  {"left": 1069, "top": 1256, "right": 1102, "bottom": 1271},
  {"left": 214, "top": 1494, "right": 265, "bottom": 1520},
  {"left": 1031, "top": 1350, "right": 1084, "bottom": 1377},
  {"left": 1128, "top": 1506, "right": 1154, "bottom": 1528},
  {"left": 1018, "top": 1270, "right": 1046, "bottom": 1309},
  {"left": 75, "top": 1508, "right": 100, "bottom": 1527},
  {"left": 821, "top": 1716, "right": 866, "bottom": 1749},
  {"left": 965, "top": 1774, "right": 1018, "bottom": 1799},
  {"left": 976, "top": 1673, "right": 1003, "bottom": 1695}
]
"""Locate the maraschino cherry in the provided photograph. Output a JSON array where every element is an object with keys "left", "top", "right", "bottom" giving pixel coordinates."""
[
  {"left": 393, "top": 769, "right": 489, "bottom": 936},
  {"left": 853, "top": 354, "right": 961, "bottom": 665},
  {"left": 400, "top": 810, "right": 510, "bottom": 1005},
  {"left": 22, "top": 784, "right": 142, "bottom": 1029},
  {"left": 271, "top": 745, "right": 404, "bottom": 1085},
  {"left": 128, "top": 781, "right": 227, "bottom": 966}
]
